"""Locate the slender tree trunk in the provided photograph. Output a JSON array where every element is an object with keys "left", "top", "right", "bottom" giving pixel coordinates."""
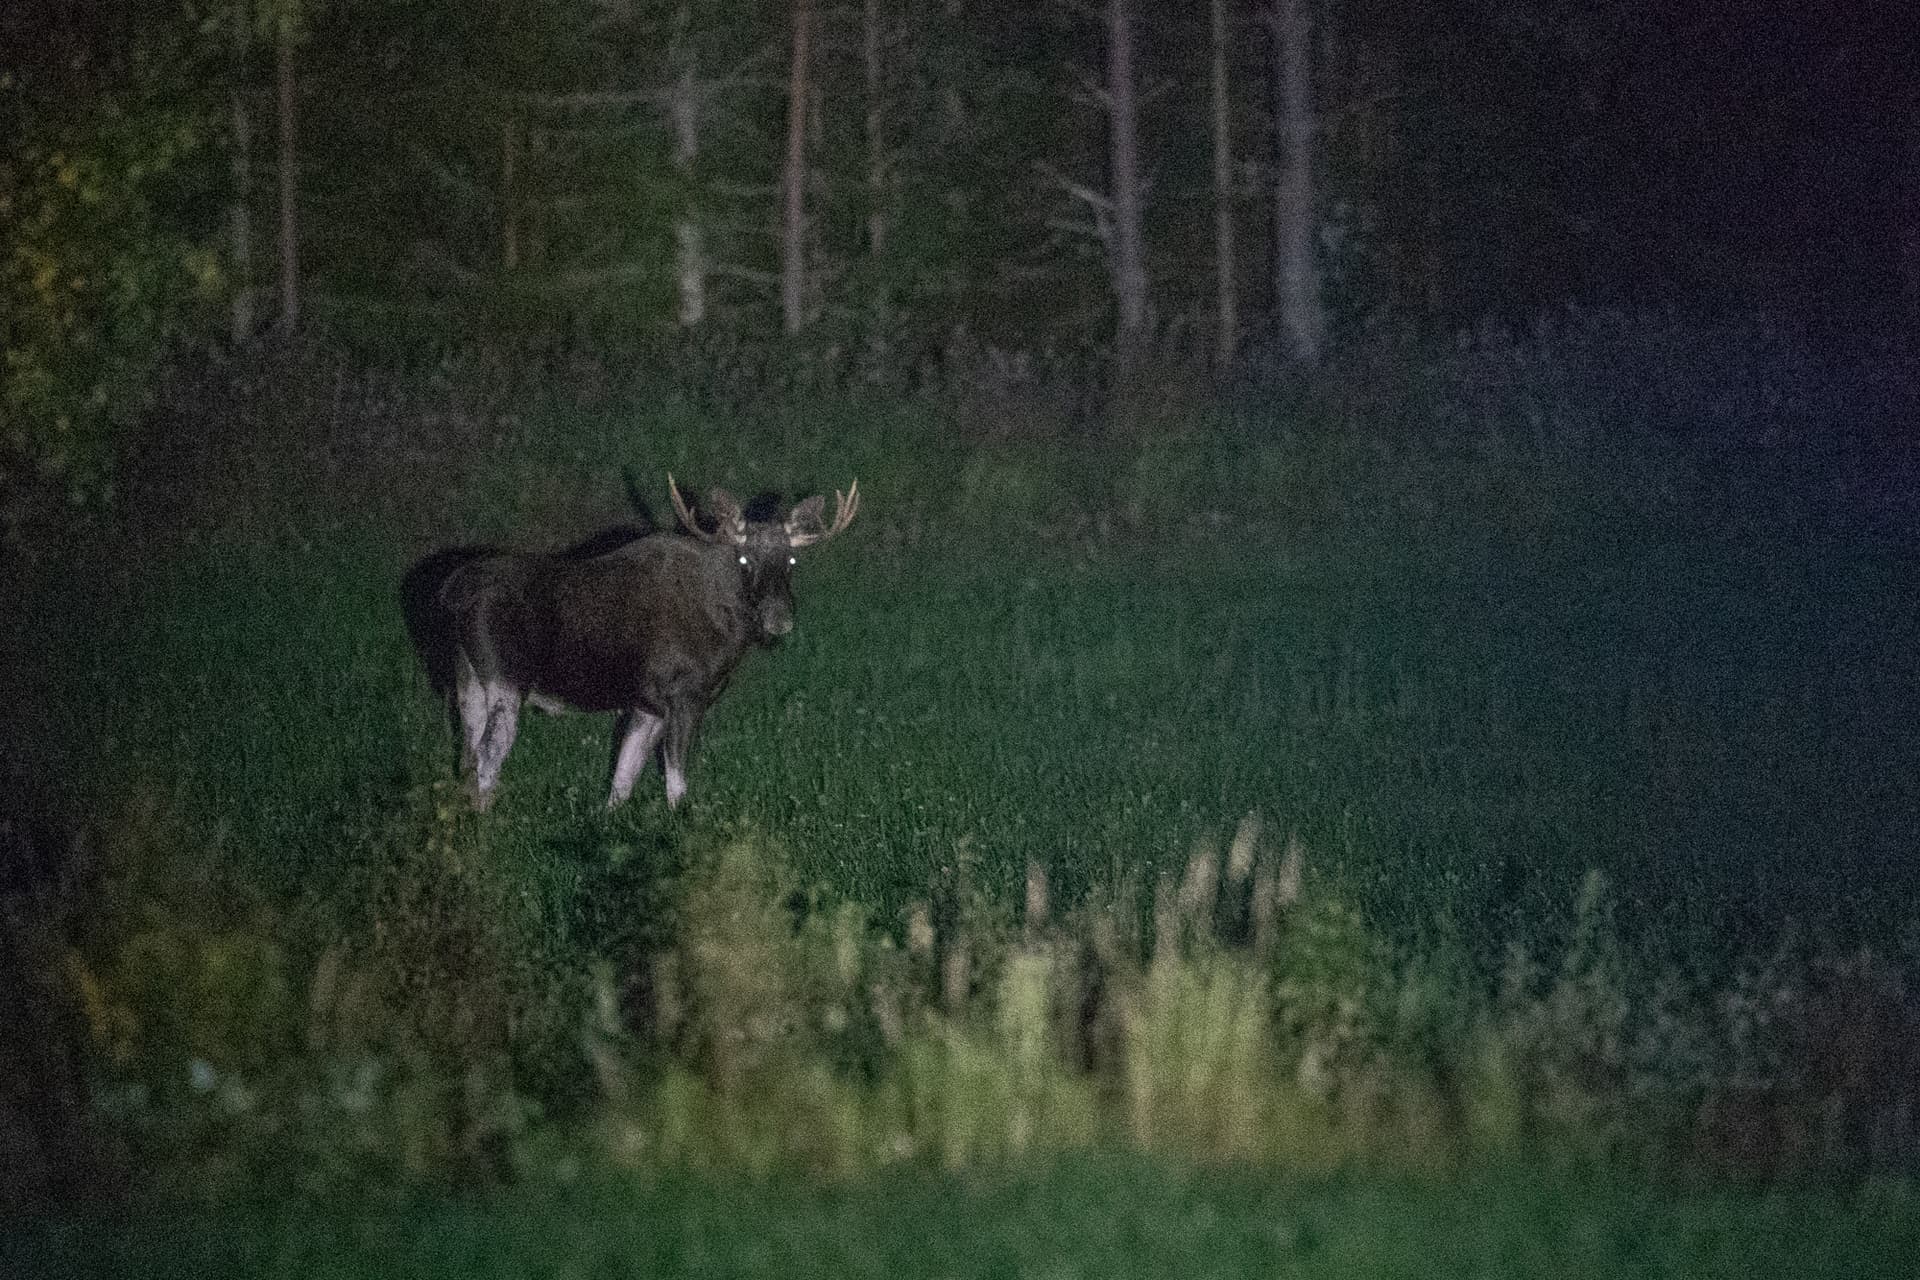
[
  {"left": 275, "top": 6, "right": 299, "bottom": 332},
  {"left": 1268, "top": 0, "right": 1323, "bottom": 367},
  {"left": 864, "top": 0, "right": 892, "bottom": 364},
  {"left": 1106, "top": 0, "right": 1148, "bottom": 362},
  {"left": 501, "top": 112, "right": 520, "bottom": 271},
  {"left": 229, "top": 1, "right": 254, "bottom": 342},
  {"left": 1210, "top": 0, "right": 1237, "bottom": 367},
  {"left": 780, "top": 0, "right": 813, "bottom": 337},
  {"left": 941, "top": 0, "right": 965, "bottom": 142},
  {"left": 526, "top": 127, "right": 548, "bottom": 268},
  {"left": 937, "top": 0, "right": 969, "bottom": 314},
  {"left": 670, "top": 63, "right": 706, "bottom": 326}
]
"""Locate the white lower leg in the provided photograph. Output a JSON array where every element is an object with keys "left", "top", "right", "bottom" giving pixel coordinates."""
[
  {"left": 455, "top": 657, "right": 488, "bottom": 768},
  {"left": 608, "top": 711, "right": 664, "bottom": 808},
  {"left": 473, "top": 690, "right": 519, "bottom": 805}
]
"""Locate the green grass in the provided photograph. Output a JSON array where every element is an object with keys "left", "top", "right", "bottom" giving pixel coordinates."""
[
  {"left": 6, "top": 354, "right": 1920, "bottom": 1252},
  {"left": 11, "top": 1157, "right": 1919, "bottom": 1279},
  {"left": 18, "top": 501, "right": 1916, "bottom": 955}
]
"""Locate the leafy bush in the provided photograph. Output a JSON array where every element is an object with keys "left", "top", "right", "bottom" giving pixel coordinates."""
[
  {"left": 63, "top": 788, "right": 299, "bottom": 1098},
  {"left": 0, "top": 38, "right": 220, "bottom": 549}
]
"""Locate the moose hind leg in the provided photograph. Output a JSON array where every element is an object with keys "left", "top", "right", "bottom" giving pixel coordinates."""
[
  {"left": 471, "top": 686, "right": 521, "bottom": 810},
  {"left": 608, "top": 710, "right": 666, "bottom": 809},
  {"left": 453, "top": 653, "right": 489, "bottom": 775}
]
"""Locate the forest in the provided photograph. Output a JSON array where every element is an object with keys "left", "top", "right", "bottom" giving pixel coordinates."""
[{"left": 3, "top": 2, "right": 1919, "bottom": 1276}]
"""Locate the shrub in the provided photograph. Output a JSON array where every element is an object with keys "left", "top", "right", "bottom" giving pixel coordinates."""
[{"left": 1, "top": 48, "right": 220, "bottom": 550}]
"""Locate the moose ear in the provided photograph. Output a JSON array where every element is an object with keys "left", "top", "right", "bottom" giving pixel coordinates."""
[
  {"left": 784, "top": 495, "right": 826, "bottom": 537},
  {"left": 709, "top": 488, "right": 747, "bottom": 537}
]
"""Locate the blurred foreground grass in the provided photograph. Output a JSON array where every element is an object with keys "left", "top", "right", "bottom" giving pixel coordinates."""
[{"left": 11, "top": 1156, "right": 1919, "bottom": 1280}]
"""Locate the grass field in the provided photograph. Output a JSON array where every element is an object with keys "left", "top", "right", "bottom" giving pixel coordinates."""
[
  {"left": 19, "top": 437, "right": 1916, "bottom": 947},
  {"left": 3, "top": 332, "right": 1917, "bottom": 1268},
  {"left": 10, "top": 1157, "right": 1920, "bottom": 1280}
]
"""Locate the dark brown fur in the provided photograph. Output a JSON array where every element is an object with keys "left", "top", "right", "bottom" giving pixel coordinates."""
[{"left": 426, "top": 480, "right": 856, "bottom": 810}]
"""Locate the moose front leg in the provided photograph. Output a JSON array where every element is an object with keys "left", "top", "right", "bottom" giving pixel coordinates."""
[
  {"left": 660, "top": 702, "right": 706, "bottom": 809},
  {"left": 608, "top": 709, "right": 666, "bottom": 809}
]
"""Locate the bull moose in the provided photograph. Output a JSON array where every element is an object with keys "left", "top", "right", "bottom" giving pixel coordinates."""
[{"left": 430, "top": 476, "right": 858, "bottom": 811}]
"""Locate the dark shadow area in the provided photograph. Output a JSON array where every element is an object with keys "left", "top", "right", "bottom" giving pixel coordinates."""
[
  {"left": 742, "top": 491, "right": 785, "bottom": 523},
  {"left": 548, "top": 816, "right": 687, "bottom": 1036},
  {"left": 0, "top": 915, "right": 122, "bottom": 1211},
  {"left": 0, "top": 779, "right": 123, "bottom": 1210},
  {"left": 0, "top": 767, "right": 82, "bottom": 902}
]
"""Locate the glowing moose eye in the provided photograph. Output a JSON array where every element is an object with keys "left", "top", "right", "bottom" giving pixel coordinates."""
[
  {"left": 738, "top": 554, "right": 748, "bottom": 566},
  {"left": 788, "top": 556, "right": 796, "bottom": 566}
]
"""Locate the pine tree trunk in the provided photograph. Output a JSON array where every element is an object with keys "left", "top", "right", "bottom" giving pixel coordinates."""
[
  {"left": 780, "top": 0, "right": 813, "bottom": 338},
  {"left": 1107, "top": 0, "right": 1148, "bottom": 363},
  {"left": 864, "top": 0, "right": 892, "bottom": 365},
  {"left": 526, "top": 128, "right": 548, "bottom": 268},
  {"left": 1210, "top": 0, "right": 1238, "bottom": 368},
  {"left": 501, "top": 112, "right": 520, "bottom": 271},
  {"left": 1268, "top": 0, "right": 1322, "bottom": 367},
  {"left": 275, "top": 6, "right": 299, "bottom": 333},
  {"left": 670, "top": 63, "right": 706, "bottom": 327},
  {"left": 229, "top": 1, "right": 254, "bottom": 343}
]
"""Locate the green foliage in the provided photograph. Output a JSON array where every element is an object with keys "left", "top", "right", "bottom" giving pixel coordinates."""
[
  {"left": 64, "top": 787, "right": 299, "bottom": 1096},
  {"left": 1120, "top": 948, "right": 1283, "bottom": 1159},
  {"left": 36, "top": 795, "right": 1918, "bottom": 1199},
  {"left": 47, "top": 781, "right": 556, "bottom": 1201},
  {"left": 0, "top": 43, "right": 219, "bottom": 541}
]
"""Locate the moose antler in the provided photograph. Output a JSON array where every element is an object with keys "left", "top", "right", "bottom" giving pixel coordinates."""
[
  {"left": 786, "top": 480, "right": 859, "bottom": 548},
  {"left": 667, "top": 474, "right": 746, "bottom": 545}
]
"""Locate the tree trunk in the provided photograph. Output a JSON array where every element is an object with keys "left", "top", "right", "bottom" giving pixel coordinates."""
[
  {"left": 501, "top": 112, "right": 520, "bottom": 271},
  {"left": 670, "top": 63, "right": 706, "bottom": 326},
  {"left": 275, "top": 5, "right": 299, "bottom": 333},
  {"left": 1268, "top": 0, "right": 1322, "bottom": 367},
  {"left": 864, "top": 0, "right": 892, "bottom": 365},
  {"left": 526, "top": 127, "right": 548, "bottom": 268},
  {"left": 229, "top": 0, "right": 254, "bottom": 343},
  {"left": 780, "top": 0, "right": 813, "bottom": 337},
  {"left": 1210, "top": 0, "right": 1237, "bottom": 368},
  {"left": 1106, "top": 0, "right": 1148, "bottom": 363},
  {"left": 942, "top": 0, "right": 966, "bottom": 139}
]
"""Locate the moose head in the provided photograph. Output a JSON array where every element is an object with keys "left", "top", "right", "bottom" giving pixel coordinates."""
[{"left": 668, "top": 476, "right": 860, "bottom": 643}]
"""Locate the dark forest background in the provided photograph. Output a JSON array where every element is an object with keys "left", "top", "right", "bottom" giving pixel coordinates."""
[{"left": 4, "top": 0, "right": 1917, "bottom": 525}]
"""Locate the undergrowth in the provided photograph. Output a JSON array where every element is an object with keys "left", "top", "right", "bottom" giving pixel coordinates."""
[{"left": 21, "top": 796, "right": 1920, "bottom": 1209}]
